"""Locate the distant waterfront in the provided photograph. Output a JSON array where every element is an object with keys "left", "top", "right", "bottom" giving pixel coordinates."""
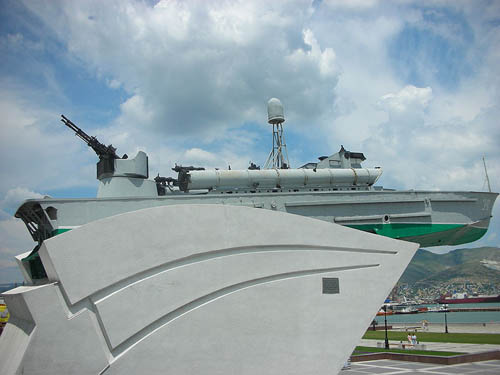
[{"left": 374, "top": 302, "right": 500, "bottom": 324}]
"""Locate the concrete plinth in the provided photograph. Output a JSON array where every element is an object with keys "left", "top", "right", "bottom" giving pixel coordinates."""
[{"left": 0, "top": 204, "right": 417, "bottom": 374}]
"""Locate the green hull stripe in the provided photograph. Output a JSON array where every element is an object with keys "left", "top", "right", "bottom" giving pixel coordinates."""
[
  {"left": 346, "top": 223, "right": 487, "bottom": 247},
  {"left": 52, "top": 223, "right": 487, "bottom": 247},
  {"left": 52, "top": 228, "right": 73, "bottom": 235},
  {"left": 346, "top": 223, "right": 463, "bottom": 238}
]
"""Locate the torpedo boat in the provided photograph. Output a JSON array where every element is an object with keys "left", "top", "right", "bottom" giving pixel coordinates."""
[
  {"left": 15, "top": 100, "right": 497, "bottom": 264},
  {"left": 0, "top": 99, "right": 497, "bottom": 375}
]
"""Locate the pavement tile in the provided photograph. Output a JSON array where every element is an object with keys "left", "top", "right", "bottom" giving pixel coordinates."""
[
  {"left": 480, "top": 359, "right": 500, "bottom": 366},
  {"left": 454, "top": 362, "right": 499, "bottom": 370},
  {"left": 356, "top": 367, "right": 405, "bottom": 374},
  {"left": 419, "top": 366, "right": 481, "bottom": 374},
  {"left": 359, "top": 360, "right": 400, "bottom": 367},
  {"left": 380, "top": 361, "right": 438, "bottom": 369},
  {"left": 340, "top": 360, "right": 500, "bottom": 374},
  {"left": 347, "top": 363, "right": 405, "bottom": 374}
]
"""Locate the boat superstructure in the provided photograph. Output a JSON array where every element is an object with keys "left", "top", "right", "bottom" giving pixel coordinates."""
[{"left": 1, "top": 98, "right": 497, "bottom": 374}]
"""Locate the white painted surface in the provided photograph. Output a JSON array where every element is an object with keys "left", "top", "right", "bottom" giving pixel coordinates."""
[
  {"left": 0, "top": 317, "right": 33, "bottom": 374},
  {"left": 39, "top": 205, "right": 404, "bottom": 304},
  {"left": 0, "top": 284, "right": 109, "bottom": 375},
  {"left": 15, "top": 251, "right": 33, "bottom": 284},
  {"left": 96, "top": 151, "right": 156, "bottom": 197},
  {"left": 96, "top": 251, "right": 385, "bottom": 349},
  {"left": 97, "top": 176, "right": 157, "bottom": 198},
  {"left": 0, "top": 204, "right": 418, "bottom": 374},
  {"left": 267, "top": 97, "right": 285, "bottom": 124},
  {"left": 112, "top": 151, "right": 148, "bottom": 178}
]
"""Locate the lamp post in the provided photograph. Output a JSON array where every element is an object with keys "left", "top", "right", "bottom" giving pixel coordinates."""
[
  {"left": 383, "top": 305, "right": 389, "bottom": 349},
  {"left": 444, "top": 304, "right": 449, "bottom": 333}
]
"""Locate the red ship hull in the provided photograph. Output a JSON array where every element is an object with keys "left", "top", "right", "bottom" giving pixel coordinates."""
[{"left": 436, "top": 295, "right": 500, "bottom": 304}]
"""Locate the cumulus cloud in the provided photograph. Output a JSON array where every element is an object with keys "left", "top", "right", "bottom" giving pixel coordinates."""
[
  {"left": 21, "top": 0, "right": 339, "bottom": 138},
  {"left": 323, "top": 0, "right": 380, "bottom": 10},
  {"left": 10, "top": 0, "right": 343, "bottom": 178},
  {"left": 0, "top": 187, "right": 44, "bottom": 214},
  {"left": 10, "top": 1, "right": 498, "bottom": 185},
  {"left": 377, "top": 85, "right": 432, "bottom": 115},
  {"left": 183, "top": 148, "right": 217, "bottom": 165},
  {"left": 363, "top": 83, "right": 499, "bottom": 191}
]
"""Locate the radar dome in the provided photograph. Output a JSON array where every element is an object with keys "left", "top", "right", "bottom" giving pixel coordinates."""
[{"left": 267, "top": 98, "right": 285, "bottom": 124}]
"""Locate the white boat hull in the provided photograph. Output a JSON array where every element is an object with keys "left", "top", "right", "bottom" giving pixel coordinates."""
[{"left": 1, "top": 205, "right": 417, "bottom": 374}]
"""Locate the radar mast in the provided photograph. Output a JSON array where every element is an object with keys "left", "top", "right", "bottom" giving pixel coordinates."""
[{"left": 264, "top": 98, "right": 290, "bottom": 169}]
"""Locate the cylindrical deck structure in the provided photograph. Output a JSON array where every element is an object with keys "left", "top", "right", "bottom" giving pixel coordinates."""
[{"left": 182, "top": 168, "right": 383, "bottom": 191}]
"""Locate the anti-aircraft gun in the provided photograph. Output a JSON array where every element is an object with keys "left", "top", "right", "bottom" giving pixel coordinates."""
[{"left": 61, "top": 114, "right": 125, "bottom": 179}]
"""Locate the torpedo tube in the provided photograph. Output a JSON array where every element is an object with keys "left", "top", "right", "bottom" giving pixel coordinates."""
[{"left": 178, "top": 167, "right": 382, "bottom": 192}]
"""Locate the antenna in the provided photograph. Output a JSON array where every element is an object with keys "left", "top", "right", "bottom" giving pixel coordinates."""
[
  {"left": 483, "top": 156, "right": 492, "bottom": 192},
  {"left": 264, "top": 98, "right": 290, "bottom": 169}
]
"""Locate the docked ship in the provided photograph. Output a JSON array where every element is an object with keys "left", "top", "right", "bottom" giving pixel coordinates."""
[
  {"left": 0, "top": 99, "right": 497, "bottom": 375},
  {"left": 437, "top": 293, "right": 500, "bottom": 304}
]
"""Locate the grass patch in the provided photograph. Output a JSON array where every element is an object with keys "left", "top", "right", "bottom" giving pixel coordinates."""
[
  {"left": 353, "top": 346, "right": 463, "bottom": 357},
  {"left": 363, "top": 330, "right": 500, "bottom": 345}
]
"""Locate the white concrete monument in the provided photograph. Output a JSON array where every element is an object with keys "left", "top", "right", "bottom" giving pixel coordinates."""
[{"left": 0, "top": 204, "right": 417, "bottom": 374}]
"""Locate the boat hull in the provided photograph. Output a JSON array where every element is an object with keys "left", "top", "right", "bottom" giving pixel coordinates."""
[
  {"left": 437, "top": 295, "right": 500, "bottom": 304},
  {"left": 1, "top": 205, "right": 418, "bottom": 375},
  {"left": 16, "top": 190, "right": 498, "bottom": 248},
  {"left": 349, "top": 217, "right": 492, "bottom": 247}
]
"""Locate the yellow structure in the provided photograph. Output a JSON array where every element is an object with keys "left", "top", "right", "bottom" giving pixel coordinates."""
[{"left": 0, "top": 304, "right": 9, "bottom": 323}]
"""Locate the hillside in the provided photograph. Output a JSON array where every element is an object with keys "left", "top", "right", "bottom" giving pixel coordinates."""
[{"left": 399, "top": 247, "right": 500, "bottom": 288}]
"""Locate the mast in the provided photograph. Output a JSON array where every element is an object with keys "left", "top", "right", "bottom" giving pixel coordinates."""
[
  {"left": 483, "top": 156, "right": 492, "bottom": 192},
  {"left": 264, "top": 98, "right": 290, "bottom": 169}
]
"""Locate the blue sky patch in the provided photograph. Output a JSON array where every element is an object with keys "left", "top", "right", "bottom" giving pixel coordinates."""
[{"left": 388, "top": 7, "right": 474, "bottom": 90}]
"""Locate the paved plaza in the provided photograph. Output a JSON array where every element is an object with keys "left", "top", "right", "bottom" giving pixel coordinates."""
[
  {"left": 358, "top": 339, "right": 500, "bottom": 354},
  {"left": 349, "top": 326, "right": 500, "bottom": 375},
  {"left": 341, "top": 359, "right": 500, "bottom": 374}
]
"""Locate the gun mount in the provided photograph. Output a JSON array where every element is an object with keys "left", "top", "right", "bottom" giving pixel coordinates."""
[
  {"left": 61, "top": 115, "right": 125, "bottom": 179},
  {"left": 172, "top": 165, "right": 205, "bottom": 192},
  {"left": 60, "top": 115, "right": 157, "bottom": 197},
  {"left": 154, "top": 174, "right": 178, "bottom": 196}
]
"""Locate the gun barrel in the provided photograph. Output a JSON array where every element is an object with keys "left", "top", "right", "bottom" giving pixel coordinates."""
[
  {"left": 61, "top": 115, "right": 93, "bottom": 144},
  {"left": 60, "top": 115, "right": 118, "bottom": 159}
]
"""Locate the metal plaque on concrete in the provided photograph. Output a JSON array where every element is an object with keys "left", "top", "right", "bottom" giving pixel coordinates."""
[{"left": 322, "top": 277, "right": 339, "bottom": 294}]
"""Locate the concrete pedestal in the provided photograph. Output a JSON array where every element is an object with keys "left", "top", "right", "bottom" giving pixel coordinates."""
[{"left": 0, "top": 204, "right": 417, "bottom": 374}]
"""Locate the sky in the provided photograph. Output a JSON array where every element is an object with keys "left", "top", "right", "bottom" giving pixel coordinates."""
[{"left": 0, "top": 0, "right": 499, "bottom": 283}]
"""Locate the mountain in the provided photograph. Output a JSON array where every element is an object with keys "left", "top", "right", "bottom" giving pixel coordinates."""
[{"left": 399, "top": 247, "right": 500, "bottom": 287}]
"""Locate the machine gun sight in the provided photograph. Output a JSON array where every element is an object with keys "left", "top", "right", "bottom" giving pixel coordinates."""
[{"left": 61, "top": 115, "right": 119, "bottom": 159}]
